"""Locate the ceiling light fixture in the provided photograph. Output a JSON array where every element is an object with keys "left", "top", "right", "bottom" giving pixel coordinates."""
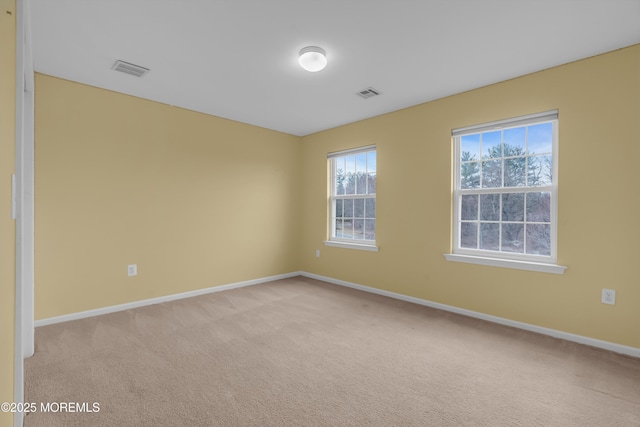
[{"left": 298, "top": 46, "right": 327, "bottom": 72}]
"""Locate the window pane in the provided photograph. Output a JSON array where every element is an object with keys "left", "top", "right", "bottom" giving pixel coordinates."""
[
  {"left": 367, "top": 151, "right": 376, "bottom": 173},
  {"left": 460, "top": 161, "right": 480, "bottom": 189},
  {"left": 482, "top": 131, "right": 502, "bottom": 159},
  {"left": 504, "top": 157, "right": 526, "bottom": 187},
  {"left": 461, "top": 195, "right": 478, "bottom": 220},
  {"left": 335, "top": 219, "right": 343, "bottom": 238},
  {"left": 502, "top": 223, "right": 524, "bottom": 253},
  {"left": 502, "top": 193, "right": 524, "bottom": 221},
  {"left": 365, "top": 219, "right": 376, "bottom": 240},
  {"left": 344, "top": 199, "right": 353, "bottom": 217},
  {"left": 354, "top": 198, "right": 365, "bottom": 218},
  {"left": 335, "top": 199, "right": 343, "bottom": 218},
  {"left": 528, "top": 123, "right": 552, "bottom": 154},
  {"left": 461, "top": 134, "right": 480, "bottom": 160},
  {"left": 345, "top": 155, "right": 355, "bottom": 174},
  {"left": 365, "top": 198, "right": 376, "bottom": 219},
  {"left": 345, "top": 173, "right": 355, "bottom": 194},
  {"left": 367, "top": 173, "right": 376, "bottom": 194},
  {"left": 526, "top": 192, "right": 550, "bottom": 222},
  {"left": 460, "top": 222, "right": 478, "bottom": 249},
  {"left": 480, "top": 194, "right": 500, "bottom": 221},
  {"left": 503, "top": 141, "right": 526, "bottom": 158},
  {"left": 504, "top": 127, "right": 526, "bottom": 152},
  {"left": 342, "top": 219, "right": 353, "bottom": 238},
  {"left": 356, "top": 172, "right": 366, "bottom": 194},
  {"left": 353, "top": 219, "right": 364, "bottom": 239},
  {"left": 528, "top": 155, "right": 552, "bottom": 186},
  {"left": 335, "top": 157, "right": 346, "bottom": 195},
  {"left": 479, "top": 223, "right": 500, "bottom": 251},
  {"left": 356, "top": 153, "right": 367, "bottom": 174},
  {"left": 345, "top": 155, "right": 356, "bottom": 194},
  {"left": 481, "top": 159, "right": 502, "bottom": 188},
  {"left": 526, "top": 224, "right": 551, "bottom": 255},
  {"left": 355, "top": 153, "right": 367, "bottom": 194}
]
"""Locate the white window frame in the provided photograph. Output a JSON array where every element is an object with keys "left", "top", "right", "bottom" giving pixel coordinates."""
[
  {"left": 446, "top": 110, "right": 566, "bottom": 274},
  {"left": 324, "top": 145, "right": 378, "bottom": 252}
]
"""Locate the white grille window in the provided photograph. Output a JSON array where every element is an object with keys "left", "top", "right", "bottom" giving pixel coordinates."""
[
  {"left": 327, "top": 146, "right": 377, "bottom": 251},
  {"left": 452, "top": 111, "right": 559, "bottom": 264}
]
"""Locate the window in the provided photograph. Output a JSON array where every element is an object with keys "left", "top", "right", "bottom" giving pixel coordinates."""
[
  {"left": 449, "top": 111, "right": 565, "bottom": 273},
  {"left": 326, "top": 146, "right": 377, "bottom": 251}
]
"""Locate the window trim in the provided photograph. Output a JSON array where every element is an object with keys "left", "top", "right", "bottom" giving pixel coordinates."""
[
  {"left": 444, "top": 253, "right": 566, "bottom": 274},
  {"left": 324, "top": 240, "right": 379, "bottom": 252},
  {"left": 327, "top": 145, "right": 378, "bottom": 251},
  {"left": 448, "top": 111, "right": 565, "bottom": 272}
]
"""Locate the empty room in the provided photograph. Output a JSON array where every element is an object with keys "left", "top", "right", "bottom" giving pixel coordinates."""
[{"left": 2, "top": 1, "right": 640, "bottom": 426}]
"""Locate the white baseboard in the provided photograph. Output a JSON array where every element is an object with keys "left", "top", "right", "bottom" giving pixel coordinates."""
[
  {"left": 300, "top": 272, "right": 640, "bottom": 358},
  {"left": 34, "top": 270, "right": 640, "bottom": 358},
  {"left": 34, "top": 271, "right": 302, "bottom": 327}
]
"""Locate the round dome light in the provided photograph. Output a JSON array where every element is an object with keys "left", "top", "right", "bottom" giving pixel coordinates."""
[{"left": 298, "top": 46, "right": 327, "bottom": 72}]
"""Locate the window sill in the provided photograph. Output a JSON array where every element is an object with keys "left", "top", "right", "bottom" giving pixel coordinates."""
[
  {"left": 444, "top": 253, "right": 566, "bottom": 274},
  {"left": 324, "top": 240, "right": 379, "bottom": 252}
]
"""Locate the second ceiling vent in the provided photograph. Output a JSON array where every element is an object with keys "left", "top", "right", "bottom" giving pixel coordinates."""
[{"left": 112, "top": 60, "right": 150, "bottom": 78}]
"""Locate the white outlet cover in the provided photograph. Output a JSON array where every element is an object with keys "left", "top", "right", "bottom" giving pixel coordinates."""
[
  {"left": 128, "top": 264, "right": 138, "bottom": 277},
  {"left": 602, "top": 288, "right": 615, "bottom": 305}
]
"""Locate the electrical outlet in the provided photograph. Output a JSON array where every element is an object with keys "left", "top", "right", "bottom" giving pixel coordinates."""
[
  {"left": 602, "top": 288, "right": 615, "bottom": 305},
  {"left": 128, "top": 264, "right": 138, "bottom": 277},
  {"left": 316, "top": 249, "right": 320, "bottom": 258}
]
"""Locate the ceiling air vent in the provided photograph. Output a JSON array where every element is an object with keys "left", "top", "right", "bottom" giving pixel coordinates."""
[
  {"left": 356, "top": 87, "right": 381, "bottom": 99},
  {"left": 112, "top": 60, "right": 149, "bottom": 78}
]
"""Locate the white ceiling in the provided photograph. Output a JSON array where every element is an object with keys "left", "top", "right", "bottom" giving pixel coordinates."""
[{"left": 29, "top": 0, "right": 640, "bottom": 136}]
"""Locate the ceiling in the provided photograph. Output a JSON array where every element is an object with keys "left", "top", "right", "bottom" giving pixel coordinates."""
[{"left": 29, "top": 0, "right": 640, "bottom": 136}]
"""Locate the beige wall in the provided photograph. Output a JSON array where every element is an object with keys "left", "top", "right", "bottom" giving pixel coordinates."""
[
  {"left": 1, "top": 1, "right": 16, "bottom": 425},
  {"left": 34, "top": 45, "right": 639, "bottom": 350},
  {"left": 300, "top": 45, "right": 640, "bottom": 348},
  {"left": 35, "top": 74, "right": 301, "bottom": 319}
]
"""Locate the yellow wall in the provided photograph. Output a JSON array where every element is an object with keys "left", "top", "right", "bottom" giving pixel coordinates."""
[
  {"left": 300, "top": 45, "right": 640, "bottom": 348},
  {"left": 35, "top": 74, "right": 301, "bottom": 319},
  {"left": 35, "top": 45, "right": 639, "bottom": 350},
  {"left": 0, "top": 1, "right": 16, "bottom": 425}
]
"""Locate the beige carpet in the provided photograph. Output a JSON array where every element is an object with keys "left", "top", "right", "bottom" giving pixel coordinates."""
[{"left": 24, "top": 276, "right": 640, "bottom": 427}]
